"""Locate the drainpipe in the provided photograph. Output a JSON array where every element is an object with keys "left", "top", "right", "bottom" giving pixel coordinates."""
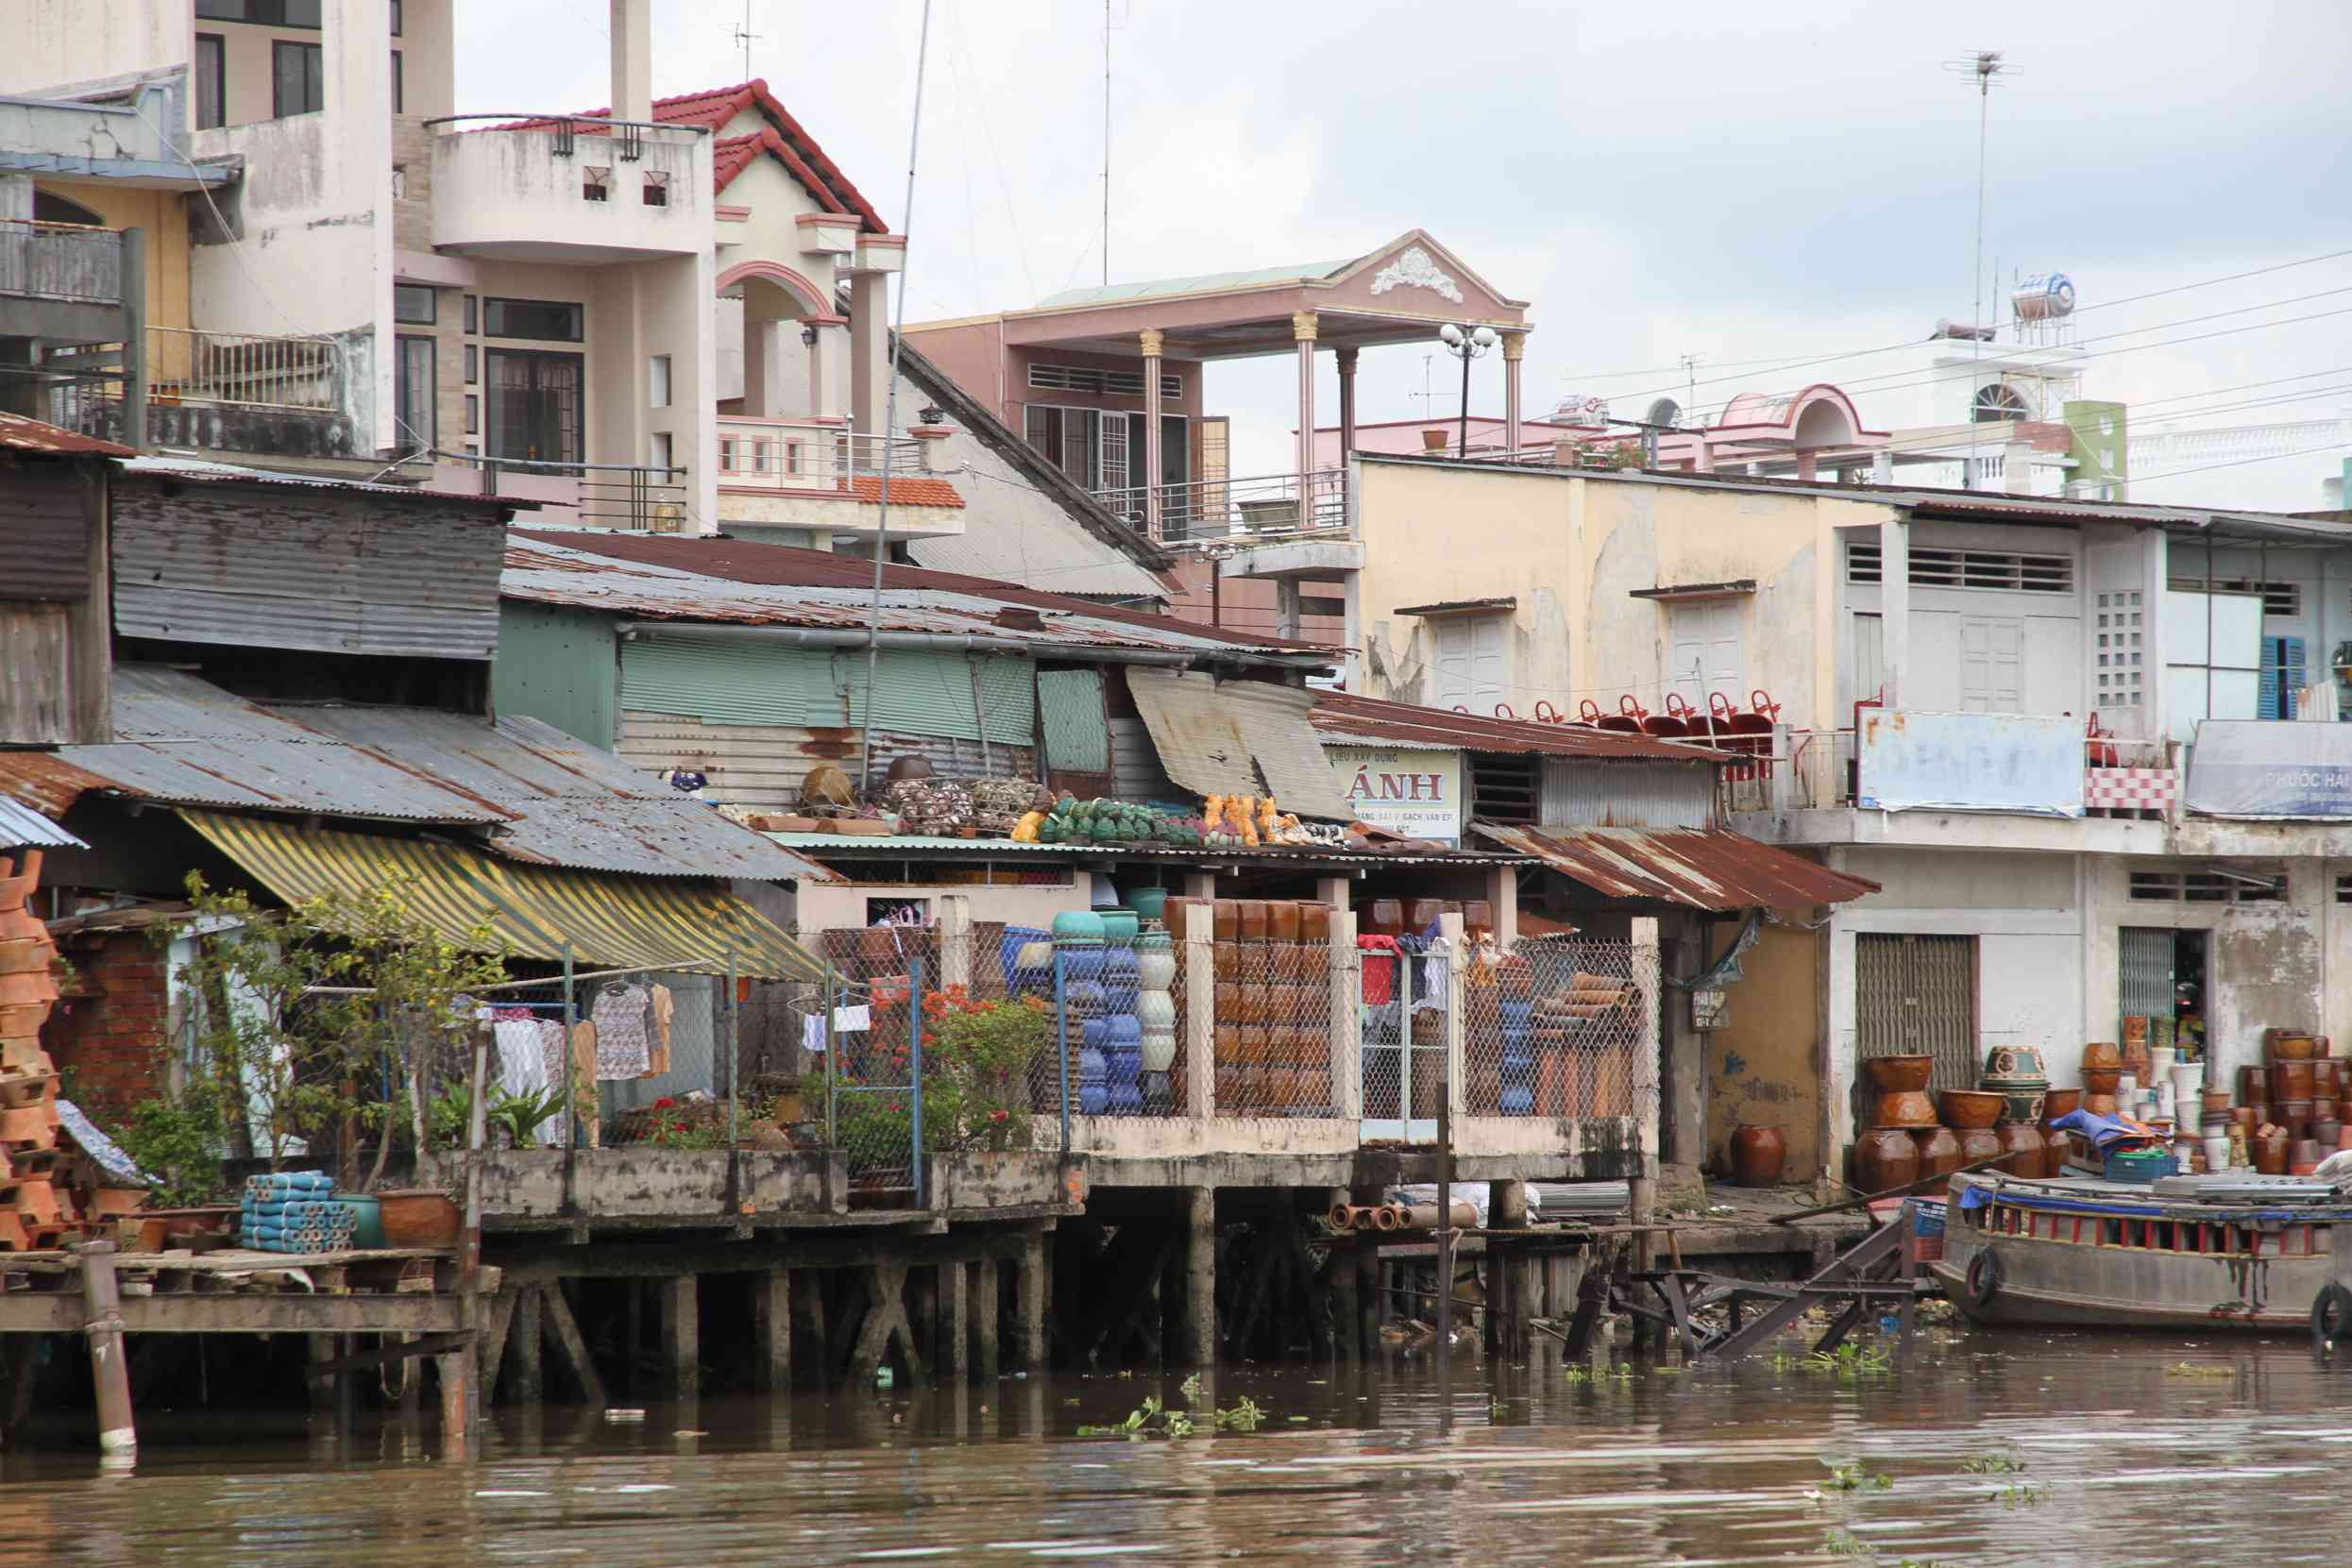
[{"left": 612, "top": 623, "right": 1314, "bottom": 667}]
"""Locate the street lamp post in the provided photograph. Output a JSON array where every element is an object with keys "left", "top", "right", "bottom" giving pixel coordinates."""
[{"left": 1438, "top": 323, "right": 1500, "bottom": 458}]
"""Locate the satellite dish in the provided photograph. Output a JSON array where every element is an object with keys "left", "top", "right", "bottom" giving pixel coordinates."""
[{"left": 1645, "top": 396, "right": 1682, "bottom": 429}]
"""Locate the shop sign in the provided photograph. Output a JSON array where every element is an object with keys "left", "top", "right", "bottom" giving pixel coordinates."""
[
  {"left": 1328, "top": 747, "right": 1463, "bottom": 843},
  {"left": 2186, "top": 720, "right": 2352, "bottom": 818}
]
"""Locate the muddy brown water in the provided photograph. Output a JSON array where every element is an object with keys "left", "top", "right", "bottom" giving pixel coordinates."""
[{"left": 10, "top": 1329, "right": 2352, "bottom": 1565}]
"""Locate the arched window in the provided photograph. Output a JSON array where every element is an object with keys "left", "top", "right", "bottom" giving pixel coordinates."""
[
  {"left": 1972, "top": 382, "right": 2032, "bottom": 423},
  {"left": 32, "top": 189, "right": 105, "bottom": 227}
]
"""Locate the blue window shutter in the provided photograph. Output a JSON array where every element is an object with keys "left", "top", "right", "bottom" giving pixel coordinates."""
[{"left": 2261, "top": 635, "right": 2308, "bottom": 720}]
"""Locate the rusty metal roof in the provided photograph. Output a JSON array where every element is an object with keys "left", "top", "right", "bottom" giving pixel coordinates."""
[
  {"left": 119, "top": 453, "right": 528, "bottom": 508},
  {"left": 0, "top": 667, "right": 835, "bottom": 883},
  {"left": 1471, "top": 822, "right": 1879, "bottom": 911},
  {"left": 0, "top": 411, "right": 133, "bottom": 456},
  {"left": 505, "top": 531, "right": 1332, "bottom": 662},
  {"left": 1311, "top": 692, "right": 1726, "bottom": 763}
]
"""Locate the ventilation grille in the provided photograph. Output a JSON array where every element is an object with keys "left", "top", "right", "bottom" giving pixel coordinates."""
[
  {"left": 2130, "top": 868, "right": 2286, "bottom": 903},
  {"left": 1848, "top": 543, "right": 2073, "bottom": 593},
  {"left": 1028, "top": 362, "right": 1182, "bottom": 399}
]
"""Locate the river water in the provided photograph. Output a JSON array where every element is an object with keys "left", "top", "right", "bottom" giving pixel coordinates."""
[{"left": 10, "top": 1326, "right": 2352, "bottom": 1566}]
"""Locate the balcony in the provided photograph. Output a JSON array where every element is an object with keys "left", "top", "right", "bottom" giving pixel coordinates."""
[
  {"left": 1092, "top": 467, "right": 1348, "bottom": 548},
  {"left": 432, "top": 451, "right": 689, "bottom": 532},
  {"left": 425, "top": 116, "right": 711, "bottom": 262},
  {"left": 713, "top": 415, "right": 963, "bottom": 540}
]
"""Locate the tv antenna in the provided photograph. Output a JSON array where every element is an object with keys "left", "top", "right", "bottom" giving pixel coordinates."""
[
  {"left": 731, "top": 2, "right": 760, "bottom": 81},
  {"left": 1944, "top": 48, "right": 2017, "bottom": 359},
  {"left": 1678, "top": 353, "right": 1701, "bottom": 414}
]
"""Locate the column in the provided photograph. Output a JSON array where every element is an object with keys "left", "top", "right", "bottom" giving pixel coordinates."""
[
  {"left": 804, "top": 316, "right": 850, "bottom": 425},
  {"left": 1879, "top": 517, "right": 1909, "bottom": 710},
  {"left": 665, "top": 1274, "right": 699, "bottom": 1397},
  {"left": 1016, "top": 1234, "right": 1047, "bottom": 1373},
  {"left": 757, "top": 1269, "right": 791, "bottom": 1392},
  {"left": 1141, "top": 328, "right": 1165, "bottom": 540},
  {"left": 1179, "top": 1187, "right": 1217, "bottom": 1366},
  {"left": 1336, "top": 346, "right": 1359, "bottom": 461},
  {"left": 1500, "top": 330, "right": 1527, "bottom": 456},
  {"left": 609, "top": 0, "right": 652, "bottom": 124},
  {"left": 850, "top": 273, "right": 889, "bottom": 438},
  {"left": 1293, "top": 311, "right": 1318, "bottom": 498}
]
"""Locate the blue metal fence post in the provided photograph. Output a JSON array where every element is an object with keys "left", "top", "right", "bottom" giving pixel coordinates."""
[
  {"left": 909, "top": 953, "right": 925, "bottom": 1207},
  {"left": 1054, "top": 946, "right": 1071, "bottom": 1155}
]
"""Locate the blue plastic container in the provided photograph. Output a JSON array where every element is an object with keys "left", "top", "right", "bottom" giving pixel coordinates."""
[
  {"left": 1499, "top": 1086, "right": 1535, "bottom": 1115},
  {"left": 2103, "top": 1147, "right": 2177, "bottom": 1183}
]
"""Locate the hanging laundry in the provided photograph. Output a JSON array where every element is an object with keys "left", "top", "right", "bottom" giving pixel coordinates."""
[
  {"left": 647, "top": 985, "right": 675, "bottom": 1078},
  {"left": 591, "top": 984, "right": 652, "bottom": 1079},
  {"left": 492, "top": 1018, "right": 549, "bottom": 1104}
]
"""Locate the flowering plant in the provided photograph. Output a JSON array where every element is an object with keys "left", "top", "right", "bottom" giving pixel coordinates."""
[{"left": 838, "top": 985, "right": 1045, "bottom": 1155}]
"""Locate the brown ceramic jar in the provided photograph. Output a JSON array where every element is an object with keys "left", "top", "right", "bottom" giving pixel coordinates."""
[
  {"left": 1996, "top": 1121, "right": 2047, "bottom": 1178},
  {"left": 1854, "top": 1127, "right": 1920, "bottom": 1194},
  {"left": 1915, "top": 1126, "right": 1964, "bottom": 1183},
  {"left": 1956, "top": 1127, "right": 2003, "bottom": 1172},
  {"left": 1729, "top": 1124, "right": 1787, "bottom": 1188}
]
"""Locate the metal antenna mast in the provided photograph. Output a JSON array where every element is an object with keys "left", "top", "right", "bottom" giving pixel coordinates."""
[
  {"left": 731, "top": 2, "right": 760, "bottom": 81},
  {"left": 1945, "top": 48, "right": 2015, "bottom": 359},
  {"left": 1102, "top": 0, "right": 1112, "bottom": 285}
]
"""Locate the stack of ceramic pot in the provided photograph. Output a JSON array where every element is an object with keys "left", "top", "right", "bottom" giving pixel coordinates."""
[
  {"left": 1050, "top": 910, "right": 1108, "bottom": 1116},
  {"left": 2082, "top": 1042, "right": 2123, "bottom": 1116},
  {"left": 1098, "top": 907, "right": 1143, "bottom": 1115},
  {"left": 1134, "top": 922, "right": 1176, "bottom": 1114},
  {"left": 1939, "top": 1088, "right": 2006, "bottom": 1174},
  {"left": 1853, "top": 1054, "right": 1939, "bottom": 1194},
  {"left": 1979, "top": 1045, "right": 2052, "bottom": 1178},
  {"left": 0, "top": 852, "right": 72, "bottom": 1251}
]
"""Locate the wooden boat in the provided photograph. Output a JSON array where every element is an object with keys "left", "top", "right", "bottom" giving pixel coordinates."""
[{"left": 1934, "top": 1168, "right": 2352, "bottom": 1334}]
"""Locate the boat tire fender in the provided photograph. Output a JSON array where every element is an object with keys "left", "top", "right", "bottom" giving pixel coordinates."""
[
  {"left": 1963, "top": 1247, "right": 2001, "bottom": 1310},
  {"left": 2311, "top": 1282, "right": 2352, "bottom": 1351}
]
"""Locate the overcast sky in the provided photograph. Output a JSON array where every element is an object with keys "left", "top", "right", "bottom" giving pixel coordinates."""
[{"left": 459, "top": 0, "right": 2352, "bottom": 510}]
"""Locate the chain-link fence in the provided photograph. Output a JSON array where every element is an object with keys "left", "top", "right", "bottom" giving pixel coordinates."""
[
  {"left": 1464, "top": 936, "right": 1658, "bottom": 1121},
  {"left": 804, "top": 927, "right": 930, "bottom": 1195},
  {"left": 469, "top": 967, "right": 727, "bottom": 1151},
  {"left": 1360, "top": 934, "right": 1447, "bottom": 1139}
]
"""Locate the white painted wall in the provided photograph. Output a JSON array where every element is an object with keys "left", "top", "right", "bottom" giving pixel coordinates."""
[{"left": 0, "top": 1, "right": 190, "bottom": 98}]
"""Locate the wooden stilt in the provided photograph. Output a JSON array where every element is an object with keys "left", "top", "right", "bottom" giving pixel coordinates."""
[
  {"left": 73, "top": 1241, "right": 136, "bottom": 1457},
  {"left": 626, "top": 1277, "right": 645, "bottom": 1397},
  {"left": 1325, "top": 1188, "right": 1356, "bottom": 1363},
  {"left": 513, "top": 1283, "right": 545, "bottom": 1407},
  {"left": 664, "top": 1274, "right": 699, "bottom": 1398},
  {"left": 478, "top": 1286, "right": 519, "bottom": 1406},
  {"left": 938, "top": 1260, "right": 968, "bottom": 1382},
  {"left": 395, "top": 1334, "right": 422, "bottom": 1418},
  {"left": 794, "top": 1269, "right": 827, "bottom": 1385},
  {"left": 540, "top": 1280, "right": 608, "bottom": 1408},
  {"left": 1016, "top": 1233, "right": 1046, "bottom": 1374},
  {"left": 973, "top": 1257, "right": 1000, "bottom": 1380},
  {"left": 757, "top": 1268, "right": 792, "bottom": 1393},
  {"left": 907, "top": 1265, "right": 938, "bottom": 1373},
  {"left": 435, "top": 1347, "right": 472, "bottom": 1459},
  {"left": 1180, "top": 1187, "right": 1216, "bottom": 1367},
  {"left": 307, "top": 1333, "right": 339, "bottom": 1411},
  {"left": 844, "top": 1262, "right": 924, "bottom": 1387}
]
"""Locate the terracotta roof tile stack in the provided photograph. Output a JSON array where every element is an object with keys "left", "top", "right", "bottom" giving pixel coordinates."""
[{"left": 0, "top": 852, "right": 143, "bottom": 1250}]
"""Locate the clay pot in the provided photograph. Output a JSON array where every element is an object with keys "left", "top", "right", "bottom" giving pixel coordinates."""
[
  {"left": 1729, "top": 1124, "right": 1787, "bottom": 1188},
  {"left": 2317, "top": 1096, "right": 2340, "bottom": 1125},
  {"left": 1864, "top": 1054, "right": 1934, "bottom": 1092},
  {"left": 2082, "top": 1068, "right": 2123, "bottom": 1094},
  {"left": 2084, "top": 1041, "right": 2123, "bottom": 1072},
  {"left": 2313, "top": 1120, "right": 2344, "bottom": 1149},
  {"left": 1997, "top": 1089, "right": 2047, "bottom": 1124},
  {"left": 376, "top": 1189, "right": 461, "bottom": 1248},
  {"left": 2279, "top": 1099, "right": 2315, "bottom": 1140},
  {"left": 1874, "top": 1089, "right": 1939, "bottom": 1129},
  {"left": 1939, "top": 1089, "right": 2005, "bottom": 1130},
  {"left": 2120, "top": 1039, "right": 2155, "bottom": 1083},
  {"left": 2272, "top": 1061, "right": 2316, "bottom": 1102},
  {"left": 2254, "top": 1126, "right": 2291, "bottom": 1176},
  {"left": 2239, "top": 1065, "right": 2267, "bottom": 1104},
  {"left": 2202, "top": 1087, "right": 2233, "bottom": 1116},
  {"left": 1854, "top": 1127, "right": 1921, "bottom": 1194},
  {"left": 1996, "top": 1121, "right": 2047, "bottom": 1178},
  {"left": 1956, "top": 1127, "right": 2003, "bottom": 1170},
  {"left": 1983, "top": 1044, "right": 2051, "bottom": 1084},
  {"left": 2041, "top": 1087, "right": 2082, "bottom": 1121},
  {"left": 2269, "top": 1030, "right": 2319, "bottom": 1061},
  {"left": 2083, "top": 1093, "right": 2120, "bottom": 1117},
  {"left": 1914, "top": 1126, "right": 1964, "bottom": 1183},
  {"left": 2292, "top": 1139, "right": 2325, "bottom": 1175}
]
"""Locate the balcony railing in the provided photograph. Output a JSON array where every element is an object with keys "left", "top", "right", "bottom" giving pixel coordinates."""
[
  {"left": 425, "top": 114, "right": 711, "bottom": 261},
  {"left": 716, "top": 415, "right": 926, "bottom": 493},
  {"left": 435, "top": 449, "right": 688, "bottom": 532},
  {"left": 1718, "top": 724, "right": 2174, "bottom": 816},
  {"left": 149, "top": 326, "right": 341, "bottom": 412},
  {"left": 0, "top": 218, "right": 123, "bottom": 304},
  {"left": 1092, "top": 468, "right": 1347, "bottom": 546}
]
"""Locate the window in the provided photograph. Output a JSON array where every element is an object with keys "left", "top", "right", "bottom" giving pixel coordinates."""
[
  {"left": 2130, "top": 868, "right": 2287, "bottom": 903},
  {"left": 464, "top": 393, "right": 478, "bottom": 436},
  {"left": 463, "top": 345, "right": 477, "bottom": 383},
  {"left": 390, "top": 0, "right": 402, "bottom": 34},
  {"left": 482, "top": 297, "right": 583, "bottom": 343},
  {"left": 1028, "top": 362, "right": 1181, "bottom": 399},
  {"left": 582, "top": 165, "right": 610, "bottom": 202},
  {"left": 1971, "top": 381, "right": 2033, "bottom": 422},
  {"left": 390, "top": 49, "right": 402, "bottom": 114},
  {"left": 1845, "top": 542, "right": 2073, "bottom": 593},
  {"left": 641, "top": 171, "right": 668, "bottom": 207},
  {"left": 392, "top": 283, "right": 436, "bottom": 325},
  {"left": 1429, "top": 614, "right": 1509, "bottom": 716},
  {"left": 463, "top": 295, "right": 478, "bottom": 334},
  {"left": 1024, "top": 405, "right": 1101, "bottom": 489},
  {"left": 272, "top": 41, "right": 324, "bottom": 118},
  {"left": 195, "top": 34, "right": 225, "bottom": 129},
  {"left": 2169, "top": 577, "right": 2299, "bottom": 618},
  {"left": 484, "top": 349, "right": 583, "bottom": 464},
  {"left": 649, "top": 431, "right": 673, "bottom": 475},
  {"left": 394, "top": 334, "right": 434, "bottom": 456},
  {"left": 2259, "top": 634, "right": 2308, "bottom": 720},
  {"left": 2094, "top": 590, "right": 2145, "bottom": 710},
  {"left": 198, "top": 0, "right": 322, "bottom": 25},
  {"left": 648, "top": 354, "right": 671, "bottom": 409}
]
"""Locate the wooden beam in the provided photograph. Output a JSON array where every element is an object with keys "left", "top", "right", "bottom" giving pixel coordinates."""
[
  {"left": 478, "top": 1287, "right": 519, "bottom": 1404},
  {"left": 664, "top": 1275, "right": 699, "bottom": 1397},
  {"left": 513, "top": 1284, "right": 545, "bottom": 1406},
  {"left": 757, "top": 1268, "right": 791, "bottom": 1393},
  {"left": 0, "top": 1295, "right": 467, "bottom": 1335},
  {"left": 843, "top": 1262, "right": 923, "bottom": 1389},
  {"left": 539, "top": 1281, "right": 609, "bottom": 1408},
  {"left": 305, "top": 1332, "right": 473, "bottom": 1380},
  {"left": 937, "top": 1259, "right": 968, "bottom": 1382}
]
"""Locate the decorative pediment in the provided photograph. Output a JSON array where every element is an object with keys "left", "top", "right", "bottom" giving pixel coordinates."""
[{"left": 1370, "top": 246, "right": 1464, "bottom": 305}]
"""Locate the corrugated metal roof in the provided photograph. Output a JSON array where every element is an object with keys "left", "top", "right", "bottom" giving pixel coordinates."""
[
  {"left": 0, "top": 411, "right": 132, "bottom": 456},
  {"left": 1, "top": 667, "right": 837, "bottom": 883},
  {"left": 1471, "top": 822, "right": 1879, "bottom": 912},
  {"left": 0, "top": 797, "right": 87, "bottom": 849},
  {"left": 766, "top": 832, "right": 1531, "bottom": 868},
  {"left": 1128, "top": 668, "right": 1351, "bottom": 820},
  {"left": 506, "top": 530, "right": 1328, "bottom": 660},
  {"left": 1311, "top": 691, "right": 1727, "bottom": 763},
  {"left": 183, "top": 810, "right": 831, "bottom": 980},
  {"left": 120, "top": 453, "right": 527, "bottom": 508},
  {"left": 1036, "top": 257, "right": 1358, "bottom": 310}
]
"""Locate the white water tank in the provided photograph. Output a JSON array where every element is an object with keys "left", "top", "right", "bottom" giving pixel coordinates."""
[{"left": 2012, "top": 273, "right": 2077, "bottom": 321}]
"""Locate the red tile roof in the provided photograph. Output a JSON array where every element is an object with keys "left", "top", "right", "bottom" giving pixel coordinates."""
[
  {"left": 510, "top": 529, "right": 1329, "bottom": 652},
  {"left": 493, "top": 79, "right": 886, "bottom": 231},
  {"left": 841, "top": 475, "right": 962, "bottom": 509}
]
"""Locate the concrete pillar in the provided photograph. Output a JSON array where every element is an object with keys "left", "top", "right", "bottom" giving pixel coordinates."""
[
  {"left": 1325, "top": 1187, "right": 1357, "bottom": 1361},
  {"left": 1179, "top": 1187, "right": 1216, "bottom": 1366},
  {"left": 849, "top": 272, "right": 889, "bottom": 437},
  {"left": 973, "top": 1257, "right": 1000, "bottom": 1379},
  {"left": 1276, "top": 580, "right": 1303, "bottom": 639},
  {"left": 1180, "top": 900, "right": 1214, "bottom": 1118},
  {"left": 1486, "top": 1179, "right": 1529, "bottom": 1357},
  {"left": 664, "top": 1274, "right": 699, "bottom": 1397},
  {"left": 742, "top": 317, "right": 787, "bottom": 418},
  {"left": 1659, "top": 925, "right": 1708, "bottom": 1200},
  {"left": 1878, "top": 516, "right": 1909, "bottom": 711},
  {"left": 938, "top": 895, "right": 972, "bottom": 990},
  {"left": 513, "top": 1285, "right": 544, "bottom": 1406},
  {"left": 805, "top": 318, "right": 850, "bottom": 424},
  {"left": 1485, "top": 864, "right": 1517, "bottom": 947},
  {"left": 1796, "top": 451, "right": 1819, "bottom": 482},
  {"left": 1292, "top": 311, "right": 1317, "bottom": 488},
  {"left": 1500, "top": 331, "right": 1526, "bottom": 455},
  {"left": 0, "top": 175, "right": 31, "bottom": 220},
  {"left": 1871, "top": 449, "right": 1894, "bottom": 484},
  {"left": 609, "top": 0, "right": 652, "bottom": 124},
  {"left": 435, "top": 1349, "right": 473, "bottom": 1459},
  {"left": 1336, "top": 346, "right": 1359, "bottom": 464},
  {"left": 1016, "top": 1234, "right": 1047, "bottom": 1373},
  {"left": 1142, "top": 328, "right": 1165, "bottom": 539},
  {"left": 1329, "top": 906, "right": 1362, "bottom": 1121},
  {"left": 758, "top": 1269, "right": 791, "bottom": 1392},
  {"left": 2004, "top": 438, "right": 2036, "bottom": 495}
]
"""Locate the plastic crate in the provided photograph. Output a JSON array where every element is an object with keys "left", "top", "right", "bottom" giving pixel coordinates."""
[{"left": 2102, "top": 1147, "right": 2178, "bottom": 1184}]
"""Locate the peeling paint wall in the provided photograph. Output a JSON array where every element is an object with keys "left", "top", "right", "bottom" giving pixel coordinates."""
[{"left": 1707, "top": 920, "right": 1824, "bottom": 1178}]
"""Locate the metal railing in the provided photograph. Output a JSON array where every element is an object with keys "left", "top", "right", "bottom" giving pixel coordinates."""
[
  {"left": 421, "top": 111, "right": 715, "bottom": 160},
  {"left": 1718, "top": 725, "right": 2176, "bottom": 814},
  {"left": 437, "top": 448, "right": 689, "bottom": 532},
  {"left": 1092, "top": 467, "right": 1347, "bottom": 545},
  {"left": 149, "top": 325, "right": 341, "bottom": 412},
  {"left": 0, "top": 218, "right": 123, "bottom": 304},
  {"left": 716, "top": 415, "right": 927, "bottom": 492}
]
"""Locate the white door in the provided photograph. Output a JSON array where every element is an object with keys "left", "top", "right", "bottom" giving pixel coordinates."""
[
  {"left": 1431, "top": 615, "right": 1508, "bottom": 714},
  {"left": 1958, "top": 616, "right": 2024, "bottom": 711},
  {"left": 1668, "top": 599, "right": 1745, "bottom": 712}
]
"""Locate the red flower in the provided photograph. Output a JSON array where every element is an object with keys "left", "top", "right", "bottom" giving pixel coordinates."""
[
  {"left": 653, "top": 1096, "right": 676, "bottom": 1109},
  {"left": 922, "top": 1031, "right": 939, "bottom": 1047}
]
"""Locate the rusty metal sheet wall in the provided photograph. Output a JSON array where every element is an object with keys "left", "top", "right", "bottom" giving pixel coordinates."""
[
  {"left": 618, "top": 709, "right": 1034, "bottom": 816},
  {"left": 1854, "top": 933, "right": 1978, "bottom": 1094},
  {"left": 0, "top": 602, "right": 74, "bottom": 744},
  {"left": 0, "top": 465, "right": 91, "bottom": 600},
  {"left": 111, "top": 478, "right": 500, "bottom": 660},
  {"left": 1539, "top": 758, "right": 1713, "bottom": 830}
]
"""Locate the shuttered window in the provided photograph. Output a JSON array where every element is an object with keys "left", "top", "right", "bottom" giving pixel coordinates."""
[
  {"left": 620, "top": 635, "right": 836, "bottom": 726},
  {"left": 844, "top": 650, "right": 1034, "bottom": 746},
  {"left": 1854, "top": 934, "right": 1978, "bottom": 1094},
  {"left": 1038, "top": 668, "right": 1111, "bottom": 771}
]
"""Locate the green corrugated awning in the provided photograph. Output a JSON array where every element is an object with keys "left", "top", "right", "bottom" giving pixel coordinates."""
[
  {"left": 1038, "top": 667, "right": 1110, "bottom": 772},
  {"left": 181, "top": 809, "right": 830, "bottom": 981}
]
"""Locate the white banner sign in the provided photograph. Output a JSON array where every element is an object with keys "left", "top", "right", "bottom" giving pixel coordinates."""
[
  {"left": 1856, "top": 710, "right": 2085, "bottom": 818},
  {"left": 1328, "top": 746, "right": 1464, "bottom": 843}
]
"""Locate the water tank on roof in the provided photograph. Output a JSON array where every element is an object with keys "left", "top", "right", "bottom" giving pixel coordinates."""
[{"left": 2012, "top": 273, "right": 2077, "bottom": 321}]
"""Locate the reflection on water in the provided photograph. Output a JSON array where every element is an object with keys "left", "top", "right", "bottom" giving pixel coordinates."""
[{"left": 10, "top": 1331, "right": 2352, "bottom": 1565}]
